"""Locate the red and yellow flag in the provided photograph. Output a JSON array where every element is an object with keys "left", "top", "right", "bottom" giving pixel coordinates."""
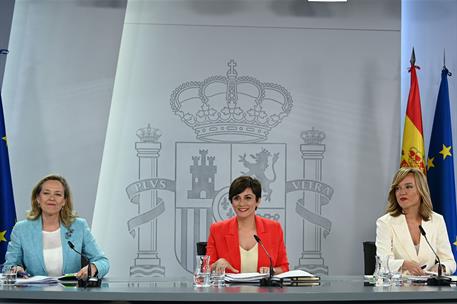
[{"left": 400, "top": 49, "right": 426, "bottom": 173}]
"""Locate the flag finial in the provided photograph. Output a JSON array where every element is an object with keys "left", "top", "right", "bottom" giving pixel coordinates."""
[
  {"left": 410, "top": 48, "right": 416, "bottom": 66},
  {"left": 0, "top": 49, "right": 8, "bottom": 55},
  {"left": 443, "top": 49, "right": 446, "bottom": 69}
]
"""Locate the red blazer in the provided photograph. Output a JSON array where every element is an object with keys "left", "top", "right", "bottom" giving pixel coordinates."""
[{"left": 206, "top": 216, "right": 289, "bottom": 273}]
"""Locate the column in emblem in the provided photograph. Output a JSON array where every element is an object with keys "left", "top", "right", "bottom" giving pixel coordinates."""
[
  {"left": 298, "top": 128, "right": 328, "bottom": 275},
  {"left": 130, "top": 125, "right": 165, "bottom": 276}
]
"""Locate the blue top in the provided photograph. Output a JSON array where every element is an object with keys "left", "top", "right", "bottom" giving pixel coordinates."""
[{"left": 2, "top": 217, "right": 109, "bottom": 278}]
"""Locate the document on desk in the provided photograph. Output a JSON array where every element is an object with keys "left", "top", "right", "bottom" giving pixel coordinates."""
[
  {"left": 15, "top": 276, "right": 59, "bottom": 286},
  {"left": 225, "top": 272, "right": 269, "bottom": 283},
  {"left": 274, "top": 269, "right": 316, "bottom": 279},
  {"left": 225, "top": 270, "right": 318, "bottom": 283}
]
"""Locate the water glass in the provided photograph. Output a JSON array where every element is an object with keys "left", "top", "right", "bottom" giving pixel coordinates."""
[
  {"left": 2, "top": 268, "right": 17, "bottom": 285},
  {"left": 193, "top": 270, "right": 211, "bottom": 287},
  {"left": 390, "top": 271, "right": 403, "bottom": 286},
  {"left": 380, "top": 255, "right": 392, "bottom": 287},
  {"left": 211, "top": 268, "right": 225, "bottom": 287},
  {"left": 193, "top": 255, "right": 211, "bottom": 287}
]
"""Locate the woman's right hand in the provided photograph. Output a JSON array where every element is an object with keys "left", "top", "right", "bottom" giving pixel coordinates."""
[
  {"left": 402, "top": 260, "right": 425, "bottom": 276},
  {"left": 11, "top": 266, "right": 28, "bottom": 278},
  {"left": 211, "top": 258, "right": 239, "bottom": 273}
]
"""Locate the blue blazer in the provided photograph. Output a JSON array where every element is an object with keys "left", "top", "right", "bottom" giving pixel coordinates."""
[{"left": 3, "top": 217, "right": 109, "bottom": 278}]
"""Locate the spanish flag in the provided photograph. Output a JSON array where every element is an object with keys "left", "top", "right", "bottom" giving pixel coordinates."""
[{"left": 400, "top": 49, "right": 426, "bottom": 173}]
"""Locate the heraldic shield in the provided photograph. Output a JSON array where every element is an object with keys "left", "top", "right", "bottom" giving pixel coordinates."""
[{"left": 174, "top": 142, "right": 286, "bottom": 273}]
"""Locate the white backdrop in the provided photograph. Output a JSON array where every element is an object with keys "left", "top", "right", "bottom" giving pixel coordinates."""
[
  {"left": 92, "top": 0, "right": 400, "bottom": 277},
  {"left": 2, "top": 0, "right": 126, "bottom": 223}
]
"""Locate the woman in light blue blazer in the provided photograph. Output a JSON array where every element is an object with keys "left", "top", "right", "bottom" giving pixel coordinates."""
[{"left": 3, "top": 175, "right": 109, "bottom": 278}]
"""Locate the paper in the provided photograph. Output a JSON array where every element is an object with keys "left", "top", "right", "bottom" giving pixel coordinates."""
[
  {"left": 15, "top": 276, "right": 59, "bottom": 286},
  {"left": 274, "top": 269, "right": 316, "bottom": 279},
  {"left": 225, "top": 272, "right": 268, "bottom": 283},
  {"left": 225, "top": 269, "right": 318, "bottom": 283},
  {"left": 58, "top": 273, "right": 78, "bottom": 281}
]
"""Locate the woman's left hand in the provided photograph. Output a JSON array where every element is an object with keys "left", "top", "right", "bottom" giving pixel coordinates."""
[{"left": 75, "top": 264, "right": 98, "bottom": 280}]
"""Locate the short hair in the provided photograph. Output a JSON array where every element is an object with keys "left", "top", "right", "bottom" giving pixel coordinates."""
[
  {"left": 386, "top": 167, "right": 433, "bottom": 220},
  {"left": 27, "top": 174, "right": 77, "bottom": 227},
  {"left": 228, "top": 176, "right": 262, "bottom": 203}
]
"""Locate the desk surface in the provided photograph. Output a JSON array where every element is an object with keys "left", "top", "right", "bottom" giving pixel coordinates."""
[{"left": 1, "top": 275, "right": 457, "bottom": 303}]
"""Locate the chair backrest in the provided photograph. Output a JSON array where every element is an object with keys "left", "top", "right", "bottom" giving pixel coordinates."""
[
  {"left": 363, "top": 241, "right": 377, "bottom": 275},
  {"left": 196, "top": 242, "right": 207, "bottom": 256}
]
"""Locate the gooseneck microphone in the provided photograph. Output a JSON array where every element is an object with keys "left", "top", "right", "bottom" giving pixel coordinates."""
[
  {"left": 418, "top": 225, "right": 451, "bottom": 286},
  {"left": 253, "top": 235, "right": 281, "bottom": 287},
  {"left": 68, "top": 241, "right": 101, "bottom": 288}
]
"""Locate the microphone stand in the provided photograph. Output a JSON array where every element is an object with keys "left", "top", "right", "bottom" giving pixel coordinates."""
[
  {"left": 253, "top": 235, "right": 282, "bottom": 287},
  {"left": 68, "top": 241, "right": 102, "bottom": 288},
  {"left": 418, "top": 225, "right": 451, "bottom": 286}
]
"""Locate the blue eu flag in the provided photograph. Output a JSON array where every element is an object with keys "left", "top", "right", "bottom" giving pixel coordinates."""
[
  {"left": 427, "top": 67, "right": 457, "bottom": 264},
  {"left": 0, "top": 93, "right": 16, "bottom": 265}
]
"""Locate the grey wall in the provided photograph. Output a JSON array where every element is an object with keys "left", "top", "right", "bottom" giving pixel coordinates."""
[
  {"left": 92, "top": 0, "right": 400, "bottom": 277},
  {"left": 0, "top": 0, "right": 14, "bottom": 89},
  {"left": 2, "top": 0, "right": 126, "bottom": 224}
]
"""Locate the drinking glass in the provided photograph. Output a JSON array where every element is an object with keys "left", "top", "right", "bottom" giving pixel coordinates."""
[
  {"left": 2, "top": 267, "right": 17, "bottom": 285},
  {"left": 193, "top": 255, "right": 211, "bottom": 287},
  {"left": 380, "top": 255, "right": 392, "bottom": 287},
  {"left": 211, "top": 268, "right": 225, "bottom": 287},
  {"left": 390, "top": 270, "right": 403, "bottom": 286}
]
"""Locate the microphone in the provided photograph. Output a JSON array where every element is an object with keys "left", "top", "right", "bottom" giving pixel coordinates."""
[
  {"left": 253, "top": 235, "right": 281, "bottom": 287},
  {"left": 67, "top": 241, "right": 101, "bottom": 288},
  {"left": 418, "top": 225, "right": 451, "bottom": 286}
]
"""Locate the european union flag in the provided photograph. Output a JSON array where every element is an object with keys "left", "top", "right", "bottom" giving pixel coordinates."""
[
  {"left": 0, "top": 93, "right": 16, "bottom": 265},
  {"left": 427, "top": 67, "right": 457, "bottom": 264}
]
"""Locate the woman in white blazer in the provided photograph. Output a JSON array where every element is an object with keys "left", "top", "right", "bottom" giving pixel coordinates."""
[{"left": 376, "top": 167, "right": 456, "bottom": 275}]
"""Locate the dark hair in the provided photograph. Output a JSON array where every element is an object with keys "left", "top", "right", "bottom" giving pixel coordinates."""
[{"left": 229, "top": 176, "right": 262, "bottom": 202}]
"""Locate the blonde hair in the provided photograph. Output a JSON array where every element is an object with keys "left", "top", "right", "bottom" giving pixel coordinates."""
[
  {"left": 386, "top": 167, "right": 433, "bottom": 220},
  {"left": 27, "top": 174, "right": 77, "bottom": 227}
]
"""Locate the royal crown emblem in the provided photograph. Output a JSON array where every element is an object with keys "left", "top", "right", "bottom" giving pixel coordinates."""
[{"left": 170, "top": 60, "right": 293, "bottom": 143}]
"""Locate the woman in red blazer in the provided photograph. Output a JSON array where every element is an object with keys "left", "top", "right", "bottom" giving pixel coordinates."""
[{"left": 206, "top": 176, "right": 289, "bottom": 274}]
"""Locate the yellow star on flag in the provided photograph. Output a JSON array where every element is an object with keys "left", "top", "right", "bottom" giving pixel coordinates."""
[
  {"left": 2, "top": 136, "right": 6, "bottom": 145},
  {"left": 427, "top": 157, "right": 435, "bottom": 169},
  {"left": 440, "top": 144, "right": 452, "bottom": 160},
  {"left": 454, "top": 236, "right": 457, "bottom": 247},
  {"left": 0, "top": 230, "right": 6, "bottom": 242}
]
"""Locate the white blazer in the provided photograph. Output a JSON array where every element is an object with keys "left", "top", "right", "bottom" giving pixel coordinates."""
[{"left": 376, "top": 212, "right": 456, "bottom": 275}]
